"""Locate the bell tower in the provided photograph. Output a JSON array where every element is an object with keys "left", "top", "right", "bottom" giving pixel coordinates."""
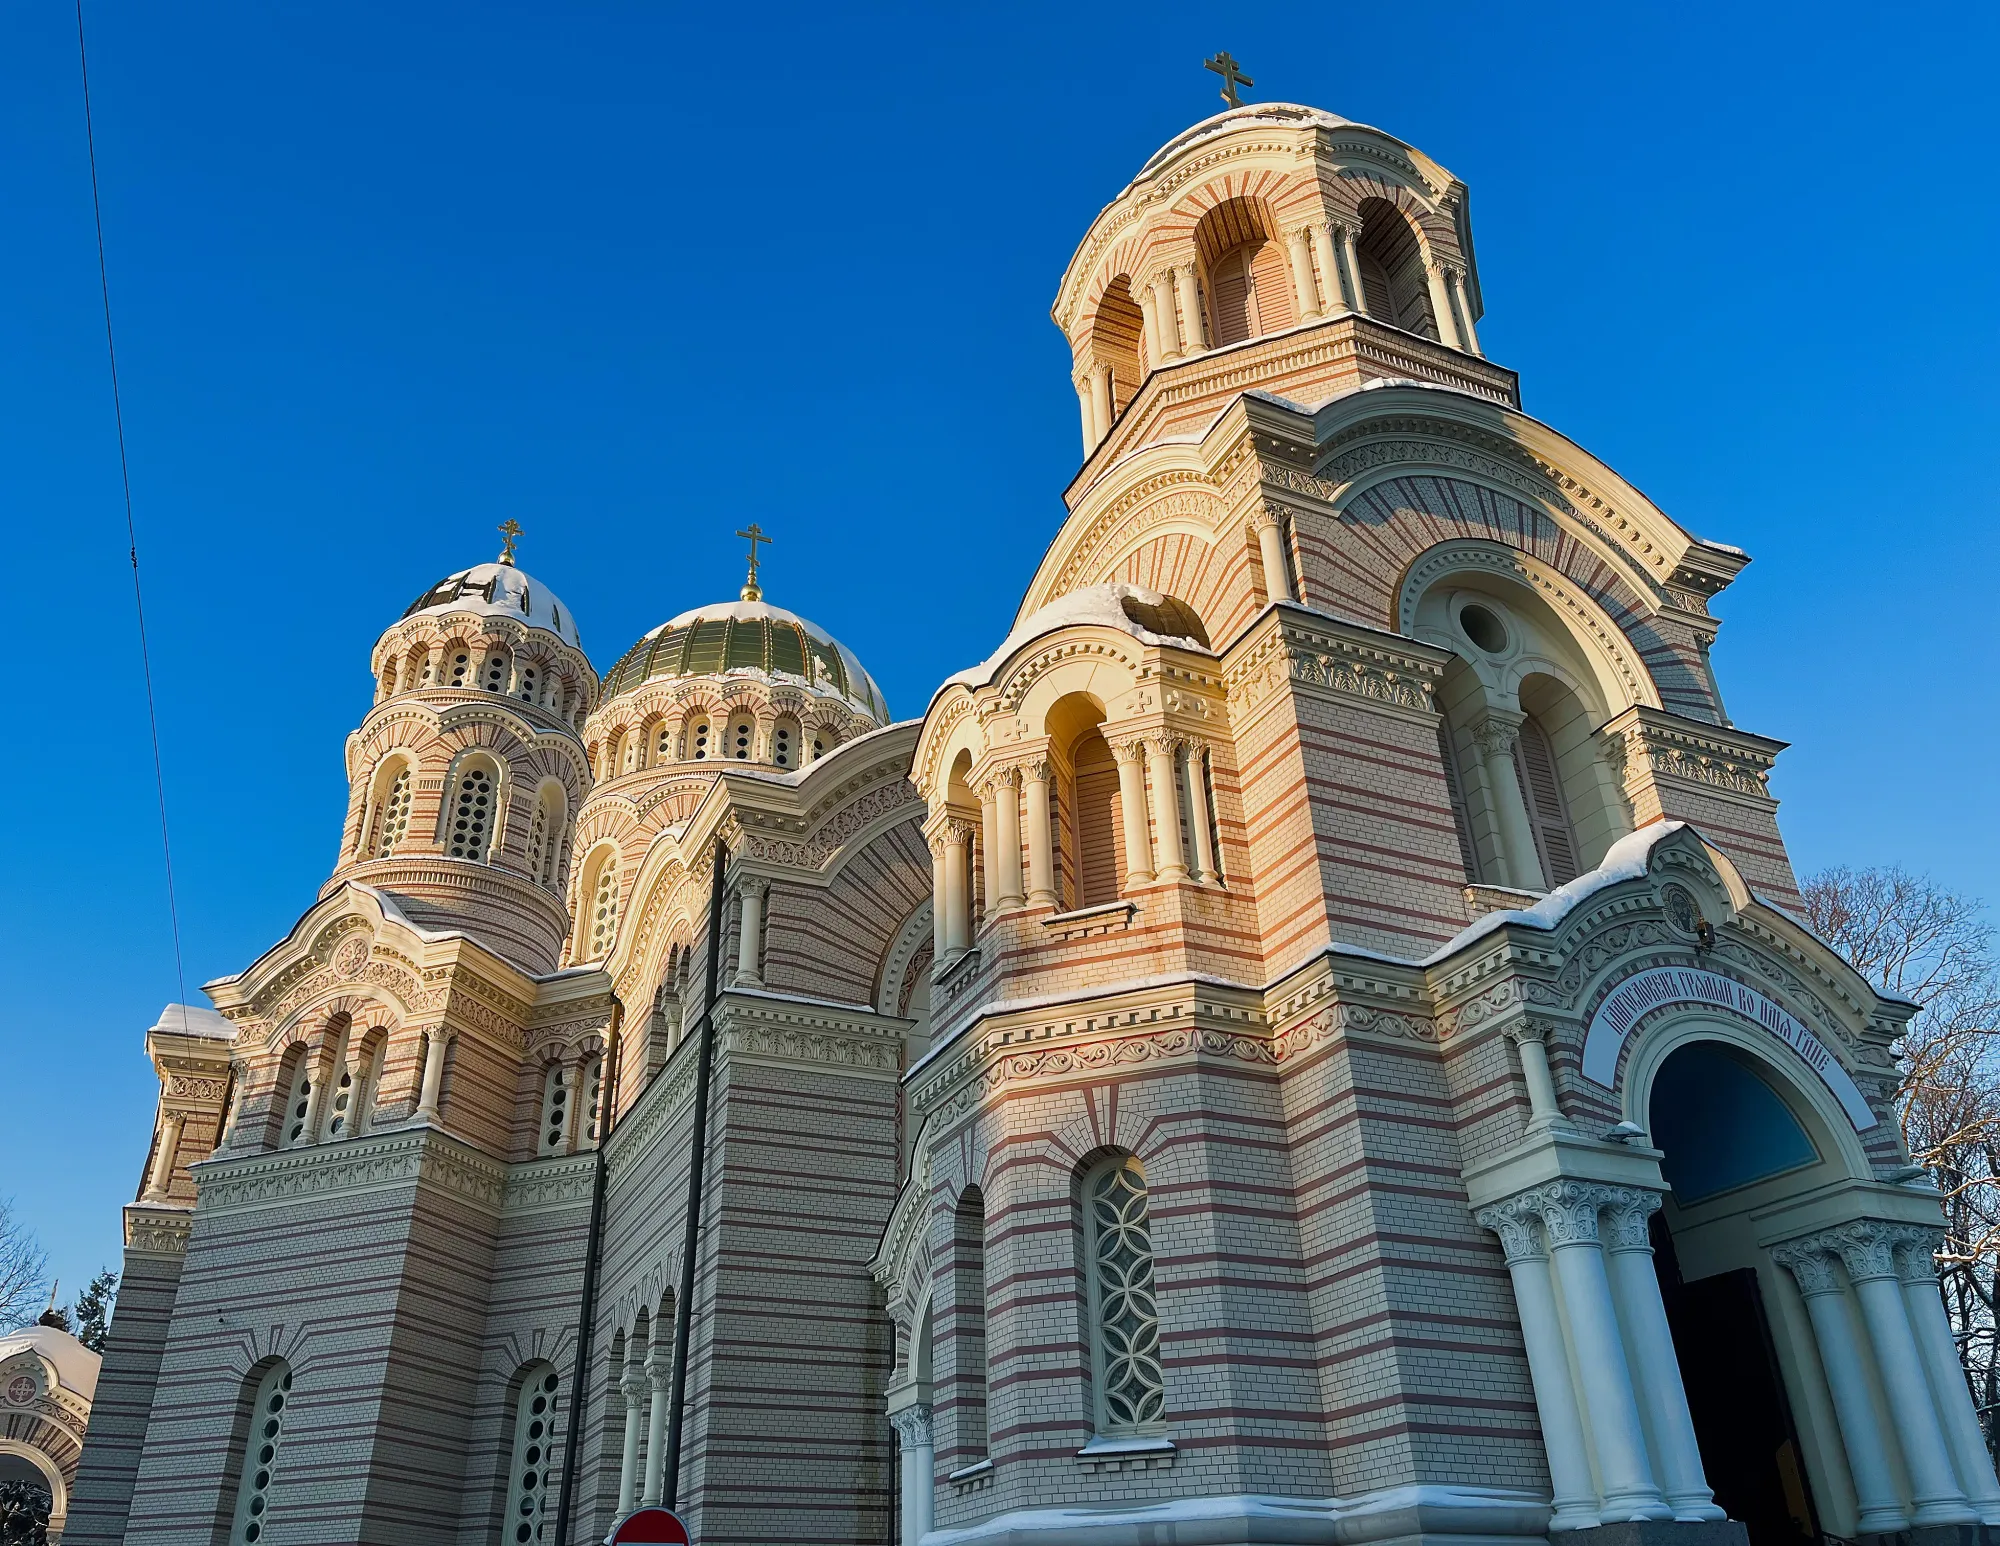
[{"left": 1052, "top": 100, "right": 1516, "bottom": 473}]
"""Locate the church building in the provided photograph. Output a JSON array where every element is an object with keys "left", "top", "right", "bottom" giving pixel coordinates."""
[{"left": 67, "top": 96, "right": 1997, "bottom": 1546}]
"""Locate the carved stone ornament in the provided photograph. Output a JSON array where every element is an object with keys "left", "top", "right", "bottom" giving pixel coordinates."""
[
  {"left": 889, "top": 1403, "right": 934, "bottom": 1447},
  {"left": 1769, "top": 1240, "right": 1843, "bottom": 1298},
  {"left": 1529, "top": 1179, "right": 1609, "bottom": 1247},
  {"left": 1892, "top": 1226, "right": 1945, "bottom": 1285},
  {"left": 1474, "top": 1197, "right": 1546, "bottom": 1265},
  {"left": 1826, "top": 1220, "right": 1904, "bottom": 1284},
  {"left": 1599, "top": 1187, "right": 1662, "bottom": 1252}
]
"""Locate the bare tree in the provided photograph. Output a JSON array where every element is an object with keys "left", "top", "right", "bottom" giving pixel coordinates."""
[
  {"left": 1802, "top": 865, "right": 2000, "bottom": 1447},
  {"left": 0, "top": 1200, "right": 49, "bottom": 1332}
]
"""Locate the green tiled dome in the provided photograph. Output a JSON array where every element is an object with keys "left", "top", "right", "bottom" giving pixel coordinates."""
[{"left": 601, "top": 600, "right": 888, "bottom": 721}]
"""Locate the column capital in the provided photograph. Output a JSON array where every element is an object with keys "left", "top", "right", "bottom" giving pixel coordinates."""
[
  {"left": 1246, "top": 503, "right": 1287, "bottom": 536},
  {"left": 1106, "top": 734, "right": 1149, "bottom": 765},
  {"left": 1474, "top": 1197, "right": 1547, "bottom": 1265},
  {"left": 1827, "top": 1219, "right": 1906, "bottom": 1284},
  {"left": 1894, "top": 1226, "right": 1945, "bottom": 1285},
  {"left": 973, "top": 763, "right": 1020, "bottom": 797},
  {"left": 1143, "top": 731, "right": 1186, "bottom": 759},
  {"left": 888, "top": 1402, "right": 934, "bottom": 1447},
  {"left": 1327, "top": 212, "right": 1364, "bottom": 241},
  {"left": 1599, "top": 1187, "right": 1664, "bottom": 1253},
  {"left": 1467, "top": 709, "right": 1525, "bottom": 758},
  {"left": 1770, "top": 1239, "right": 1844, "bottom": 1298},
  {"left": 1528, "top": 1179, "right": 1611, "bottom": 1247},
  {"left": 1502, "top": 1018, "right": 1554, "bottom": 1046},
  {"left": 619, "top": 1371, "right": 650, "bottom": 1403}
]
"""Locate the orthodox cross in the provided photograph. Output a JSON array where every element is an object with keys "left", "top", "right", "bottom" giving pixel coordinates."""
[
  {"left": 736, "top": 523, "right": 772, "bottom": 601},
  {"left": 497, "top": 518, "right": 523, "bottom": 565},
  {"left": 1204, "top": 52, "right": 1254, "bottom": 109}
]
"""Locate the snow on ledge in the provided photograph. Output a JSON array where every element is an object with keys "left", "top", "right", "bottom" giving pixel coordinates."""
[
  {"left": 150, "top": 1003, "right": 235, "bottom": 1040},
  {"left": 942, "top": 584, "right": 1210, "bottom": 694}
]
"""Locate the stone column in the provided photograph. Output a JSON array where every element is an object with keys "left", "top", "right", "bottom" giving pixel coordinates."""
[
  {"left": 931, "top": 836, "right": 950, "bottom": 960},
  {"left": 140, "top": 1112, "right": 185, "bottom": 1203},
  {"left": 1144, "top": 737, "right": 1188, "bottom": 883},
  {"left": 1173, "top": 263, "right": 1205, "bottom": 354},
  {"left": 1536, "top": 1182, "right": 1671, "bottom": 1520},
  {"left": 1286, "top": 226, "right": 1320, "bottom": 319},
  {"left": 1335, "top": 222, "right": 1367, "bottom": 317},
  {"left": 1447, "top": 265, "right": 1481, "bottom": 355},
  {"left": 1137, "top": 284, "right": 1162, "bottom": 368},
  {"left": 1023, "top": 763, "right": 1057, "bottom": 905},
  {"left": 1151, "top": 272, "right": 1183, "bottom": 360},
  {"left": 736, "top": 883, "right": 764, "bottom": 987},
  {"left": 1895, "top": 1229, "right": 2000, "bottom": 1523},
  {"left": 1832, "top": 1223, "right": 1976, "bottom": 1525},
  {"left": 1252, "top": 511, "right": 1295, "bottom": 604},
  {"left": 1771, "top": 1239, "right": 1906, "bottom": 1533},
  {"left": 890, "top": 1403, "right": 935, "bottom": 1546},
  {"left": 1184, "top": 747, "right": 1218, "bottom": 885},
  {"left": 1475, "top": 1197, "right": 1600, "bottom": 1529},
  {"left": 992, "top": 769, "right": 1024, "bottom": 909},
  {"left": 1426, "top": 259, "right": 1464, "bottom": 349},
  {"left": 414, "top": 1028, "right": 453, "bottom": 1123},
  {"left": 642, "top": 1351, "right": 670, "bottom": 1506},
  {"left": 979, "top": 781, "right": 1002, "bottom": 919},
  {"left": 1089, "top": 364, "right": 1113, "bottom": 443},
  {"left": 617, "top": 1364, "right": 647, "bottom": 1515},
  {"left": 1602, "top": 1190, "right": 1725, "bottom": 1521},
  {"left": 1307, "top": 222, "right": 1345, "bottom": 314},
  {"left": 1112, "top": 741, "right": 1154, "bottom": 888},
  {"left": 1469, "top": 713, "right": 1543, "bottom": 892},
  {"left": 1075, "top": 378, "right": 1096, "bottom": 454},
  {"left": 943, "top": 821, "right": 972, "bottom": 955},
  {"left": 1504, "top": 1023, "right": 1572, "bottom": 1132}
]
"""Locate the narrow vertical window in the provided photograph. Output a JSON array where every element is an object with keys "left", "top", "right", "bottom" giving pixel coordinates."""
[
  {"left": 581, "top": 1057, "right": 604, "bottom": 1146},
  {"left": 1513, "top": 716, "right": 1578, "bottom": 886},
  {"left": 447, "top": 649, "right": 471, "bottom": 686},
  {"left": 518, "top": 665, "right": 537, "bottom": 702},
  {"left": 326, "top": 1059, "right": 355, "bottom": 1139},
  {"left": 356, "top": 1041, "right": 385, "bottom": 1136},
  {"left": 773, "top": 720, "right": 795, "bottom": 768},
  {"left": 505, "top": 1364, "right": 561, "bottom": 1544},
  {"left": 483, "top": 650, "right": 510, "bottom": 692},
  {"left": 657, "top": 723, "right": 674, "bottom": 762},
  {"left": 228, "top": 1362, "right": 292, "bottom": 1544},
  {"left": 731, "top": 716, "right": 754, "bottom": 759},
  {"left": 372, "top": 765, "right": 413, "bottom": 859},
  {"left": 283, "top": 1055, "right": 314, "bottom": 1147},
  {"left": 538, "top": 794, "right": 567, "bottom": 888},
  {"left": 526, "top": 799, "right": 550, "bottom": 881},
  {"left": 539, "top": 1064, "right": 570, "bottom": 1156},
  {"left": 1437, "top": 724, "right": 1478, "bottom": 882},
  {"left": 587, "top": 859, "right": 619, "bottom": 959},
  {"left": 446, "top": 762, "right": 498, "bottom": 860},
  {"left": 687, "top": 718, "right": 711, "bottom": 760},
  {"left": 1084, "top": 1157, "right": 1166, "bottom": 1432}
]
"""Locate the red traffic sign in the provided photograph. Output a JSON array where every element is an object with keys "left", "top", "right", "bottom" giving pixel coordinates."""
[{"left": 607, "top": 1507, "right": 691, "bottom": 1545}]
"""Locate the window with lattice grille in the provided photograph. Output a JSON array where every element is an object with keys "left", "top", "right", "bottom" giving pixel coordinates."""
[
  {"left": 1084, "top": 1157, "right": 1166, "bottom": 1433},
  {"left": 448, "top": 651, "right": 471, "bottom": 686},
  {"left": 687, "top": 718, "right": 710, "bottom": 760},
  {"left": 539, "top": 1064, "right": 570, "bottom": 1156},
  {"left": 446, "top": 763, "right": 497, "bottom": 860},
  {"left": 282, "top": 1056, "right": 314, "bottom": 1146},
  {"left": 731, "top": 718, "right": 754, "bottom": 759},
  {"left": 484, "top": 652, "right": 509, "bottom": 692},
  {"left": 505, "top": 1364, "right": 560, "bottom": 1544},
  {"left": 227, "top": 1362, "right": 291, "bottom": 1544},
  {"left": 581, "top": 1057, "right": 603, "bottom": 1145},
  {"left": 773, "top": 720, "right": 796, "bottom": 768},
  {"left": 518, "top": 667, "right": 537, "bottom": 702},
  {"left": 372, "top": 766, "right": 412, "bottom": 858},
  {"left": 587, "top": 860, "right": 619, "bottom": 959}
]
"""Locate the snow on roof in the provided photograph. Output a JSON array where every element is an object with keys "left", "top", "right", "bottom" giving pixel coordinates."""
[
  {"left": 0, "top": 1324, "right": 101, "bottom": 1401},
  {"left": 402, "top": 561, "right": 582, "bottom": 650},
  {"left": 149, "top": 1003, "right": 235, "bottom": 1041},
  {"left": 1129, "top": 102, "right": 1373, "bottom": 185},
  {"left": 942, "top": 584, "right": 1211, "bottom": 695}
]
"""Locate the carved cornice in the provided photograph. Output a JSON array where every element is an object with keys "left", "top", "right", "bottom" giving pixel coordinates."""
[
  {"left": 123, "top": 1204, "right": 192, "bottom": 1258},
  {"left": 1224, "top": 610, "right": 1444, "bottom": 721},
  {"left": 502, "top": 1151, "right": 598, "bottom": 1215},
  {"left": 1599, "top": 706, "right": 1785, "bottom": 805},
  {"left": 192, "top": 1127, "right": 509, "bottom": 1215}
]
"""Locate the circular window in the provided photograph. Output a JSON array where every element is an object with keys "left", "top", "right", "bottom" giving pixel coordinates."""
[{"left": 1458, "top": 603, "right": 1508, "bottom": 654}]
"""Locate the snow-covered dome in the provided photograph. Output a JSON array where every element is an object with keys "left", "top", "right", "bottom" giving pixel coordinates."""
[
  {"left": 0, "top": 1323, "right": 100, "bottom": 1404},
  {"left": 401, "top": 561, "right": 581, "bottom": 649},
  {"left": 602, "top": 598, "right": 888, "bottom": 721},
  {"left": 1131, "top": 102, "right": 1369, "bottom": 183}
]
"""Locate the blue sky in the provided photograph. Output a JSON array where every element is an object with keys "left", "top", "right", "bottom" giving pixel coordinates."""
[{"left": 4, "top": 1, "right": 1995, "bottom": 1302}]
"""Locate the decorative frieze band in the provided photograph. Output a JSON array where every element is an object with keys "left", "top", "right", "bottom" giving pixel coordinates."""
[
  {"left": 1225, "top": 611, "right": 1446, "bottom": 720},
  {"left": 1599, "top": 705, "right": 1785, "bottom": 804}
]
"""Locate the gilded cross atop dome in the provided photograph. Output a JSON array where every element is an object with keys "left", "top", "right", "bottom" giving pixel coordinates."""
[
  {"left": 736, "top": 522, "right": 772, "bottom": 601},
  {"left": 497, "top": 518, "right": 523, "bottom": 566},
  {"left": 1203, "top": 51, "right": 1253, "bottom": 108}
]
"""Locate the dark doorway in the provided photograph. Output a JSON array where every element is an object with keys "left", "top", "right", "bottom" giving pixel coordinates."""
[{"left": 1653, "top": 1215, "right": 1818, "bottom": 1546}]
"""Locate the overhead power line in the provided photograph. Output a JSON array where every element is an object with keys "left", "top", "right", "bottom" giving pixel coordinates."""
[{"left": 76, "top": 0, "right": 188, "bottom": 1014}]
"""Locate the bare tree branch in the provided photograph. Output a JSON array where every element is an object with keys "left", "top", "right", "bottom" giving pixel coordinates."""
[{"left": 0, "top": 1200, "right": 49, "bottom": 1332}]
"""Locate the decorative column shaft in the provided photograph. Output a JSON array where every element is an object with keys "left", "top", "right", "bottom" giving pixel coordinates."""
[
  {"left": 993, "top": 771, "right": 1024, "bottom": 909},
  {"left": 642, "top": 1356, "right": 670, "bottom": 1505},
  {"left": 617, "top": 1366, "right": 647, "bottom": 1515},
  {"left": 1772, "top": 1239, "right": 1906, "bottom": 1533},
  {"left": 1253, "top": 513, "right": 1295, "bottom": 605},
  {"left": 943, "top": 823, "right": 972, "bottom": 955},
  {"left": 1505, "top": 1025, "right": 1571, "bottom": 1132},
  {"left": 931, "top": 839, "right": 950, "bottom": 959},
  {"left": 1476, "top": 1198, "right": 1600, "bottom": 1529},
  {"left": 1113, "top": 742, "right": 1154, "bottom": 887},
  {"left": 1075, "top": 378, "right": 1095, "bottom": 455},
  {"left": 1306, "top": 222, "right": 1343, "bottom": 314},
  {"left": 1538, "top": 1183, "right": 1671, "bottom": 1520},
  {"left": 736, "top": 883, "right": 764, "bottom": 987},
  {"left": 1287, "top": 226, "right": 1320, "bottom": 319},
  {"left": 1173, "top": 264, "right": 1205, "bottom": 354},
  {"left": 979, "top": 782, "right": 1002, "bottom": 919},
  {"left": 1470, "top": 714, "right": 1543, "bottom": 892},
  {"left": 141, "top": 1112, "right": 186, "bottom": 1202},
  {"left": 1336, "top": 223, "right": 1367, "bottom": 317},
  {"left": 1426, "top": 259, "right": 1464, "bottom": 349},
  {"left": 1137, "top": 284, "right": 1162, "bottom": 368},
  {"left": 1089, "top": 365, "right": 1113, "bottom": 445},
  {"left": 1602, "top": 1191, "right": 1724, "bottom": 1520},
  {"left": 1184, "top": 747, "right": 1218, "bottom": 885},
  {"left": 415, "top": 1028, "right": 452, "bottom": 1122},
  {"left": 1144, "top": 739, "right": 1188, "bottom": 883},
  {"left": 1447, "top": 266, "right": 1481, "bottom": 355},
  {"left": 890, "top": 1403, "right": 935, "bottom": 1546},
  {"left": 1151, "top": 273, "right": 1182, "bottom": 360},
  {"left": 1896, "top": 1230, "right": 2000, "bottom": 1523},
  {"left": 1832, "top": 1224, "right": 1976, "bottom": 1525},
  {"left": 1023, "top": 765, "right": 1056, "bottom": 905}
]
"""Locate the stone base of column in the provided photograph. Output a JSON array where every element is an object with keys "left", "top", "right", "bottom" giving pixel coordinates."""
[
  {"left": 1859, "top": 1526, "right": 2000, "bottom": 1546},
  {"left": 1554, "top": 1520, "right": 1749, "bottom": 1546}
]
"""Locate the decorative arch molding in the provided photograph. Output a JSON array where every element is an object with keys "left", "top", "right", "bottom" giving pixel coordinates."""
[
  {"left": 0, "top": 1439, "right": 66, "bottom": 1522},
  {"left": 1398, "top": 538, "right": 1661, "bottom": 713},
  {"left": 876, "top": 899, "right": 936, "bottom": 1015},
  {"left": 1029, "top": 468, "right": 1227, "bottom": 616}
]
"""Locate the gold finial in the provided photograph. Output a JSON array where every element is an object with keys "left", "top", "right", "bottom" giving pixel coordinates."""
[
  {"left": 736, "top": 523, "right": 772, "bottom": 601},
  {"left": 1204, "top": 51, "right": 1254, "bottom": 109},
  {"left": 497, "top": 518, "right": 523, "bottom": 566}
]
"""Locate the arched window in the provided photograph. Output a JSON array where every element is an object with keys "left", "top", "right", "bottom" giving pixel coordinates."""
[
  {"left": 656, "top": 721, "right": 675, "bottom": 762},
  {"left": 581, "top": 1056, "right": 604, "bottom": 1146},
  {"left": 1354, "top": 198, "right": 1436, "bottom": 338},
  {"left": 325, "top": 1054, "right": 356, "bottom": 1139},
  {"left": 952, "top": 1188, "right": 990, "bottom": 1460},
  {"left": 281, "top": 1050, "right": 314, "bottom": 1147},
  {"left": 504, "top": 1363, "right": 561, "bottom": 1544},
  {"left": 538, "top": 1063, "right": 571, "bottom": 1156},
  {"left": 444, "top": 758, "right": 500, "bottom": 861},
  {"left": 1513, "top": 709, "right": 1579, "bottom": 887},
  {"left": 1090, "top": 278, "right": 1145, "bottom": 408},
  {"left": 1083, "top": 1156, "right": 1165, "bottom": 1433},
  {"left": 447, "top": 647, "right": 472, "bottom": 687},
  {"left": 811, "top": 731, "right": 826, "bottom": 761},
  {"left": 517, "top": 663, "right": 538, "bottom": 703},
  {"left": 1070, "top": 731, "right": 1121, "bottom": 909},
  {"left": 772, "top": 716, "right": 799, "bottom": 769},
  {"left": 729, "top": 715, "right": 755, "bottom": 760},
  {"left": 227, "top": 1361, "right": 292, "bottom": 1544},
  {"left": 583, "top": 851, "right": 620, "bottom": 960},
  {"left": 685, "top": 717, "right": 711, "bottom": 760},
  {"left": 377, "top": 662, "right": 396, "bottom": 701},
  {"left": 483, "top": 649, "right": 510, "bottom": 693},
  {"left": 370, "top": 763, "right": 413, "bottom": 859},
  {"left": 1205, "top": 240, "right": 1293, "bottom": 346}
]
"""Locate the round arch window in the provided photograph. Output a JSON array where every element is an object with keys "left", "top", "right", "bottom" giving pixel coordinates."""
[{"left": 1458, "top": 603, "right": 1508, "bottom": 654}]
